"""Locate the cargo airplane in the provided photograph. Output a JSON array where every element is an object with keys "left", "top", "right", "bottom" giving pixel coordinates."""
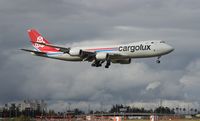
[{"left": 21, "top": 29, "right": 174, "bottom": 68}]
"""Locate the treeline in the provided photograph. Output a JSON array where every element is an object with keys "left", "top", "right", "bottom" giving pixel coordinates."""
[
  {"left": 0, "top": 107, "right": 85, "bottom": 118},
  {"left": 0, "top": 107, "right": 45, "bottom": 118},
  {"left": 109, "top": 104, "right": 175, "bottom": 114},
  {"left": 2, "top": 104, "right": 199, "bottom": 118}
]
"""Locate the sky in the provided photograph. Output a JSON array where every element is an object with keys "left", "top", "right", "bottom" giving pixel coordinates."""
[{"left": 0, "top": 0, "right": 200, "bottom": 111}]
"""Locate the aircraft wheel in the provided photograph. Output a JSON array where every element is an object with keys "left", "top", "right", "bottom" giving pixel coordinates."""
[
  {"left": 105, "top": 65, "right": 109, "bottom": 68},
  {"left": 156, "top": 60, "right": 161, "bottom": 64},
  {"left": 96, "top": 64, "right": 102, "bottom": 67},
  {"left": 91, "top": 63, "right": 96, "bottom": 67},
  {"left": 105, "top": 60, "right": 111, "bottom": 68}
]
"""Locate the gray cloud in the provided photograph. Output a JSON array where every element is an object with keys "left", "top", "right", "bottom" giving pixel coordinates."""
[{"left": 0, "top": 0, "right": 200, "bottom": 110}]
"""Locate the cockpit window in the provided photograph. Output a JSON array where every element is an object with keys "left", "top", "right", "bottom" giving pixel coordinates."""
[
  {"left": 160, "top": 41, "right": 165, "bottom": 43},
  {"left": 151, "top": 42, "right": 154, "bottom": 44}
]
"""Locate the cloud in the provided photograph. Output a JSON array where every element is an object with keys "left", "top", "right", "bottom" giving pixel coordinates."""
[
  {"left": 146, "top": 81, "right": 161, "bottom": 91},
  {"left": 180, "top": 58, "right": 200, "bottom": 100}
]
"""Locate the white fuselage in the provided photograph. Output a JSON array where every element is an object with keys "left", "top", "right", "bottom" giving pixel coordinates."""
[{"left": 43, "top": 40, "right": 174, "bottom": 61}]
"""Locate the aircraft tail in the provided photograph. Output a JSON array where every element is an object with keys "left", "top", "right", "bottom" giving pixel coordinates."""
[{"left": 28, "top": 29, "right": 59, "bottom": 53}]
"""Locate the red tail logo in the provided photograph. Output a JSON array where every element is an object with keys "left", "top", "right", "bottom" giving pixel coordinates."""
[
  {"left": 35, "top": 36, "right": 45, "bottom": 48},
  {"left": 28, "top": 29, "right": 59, "bottom": 53}
]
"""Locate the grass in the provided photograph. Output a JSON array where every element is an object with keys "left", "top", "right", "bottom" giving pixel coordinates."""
[
  {"left": 126, "top": 119, "right": 200, "bottom": 121},
  {"left": 1, "top": 118, "right": 200, "bottom": 121}
]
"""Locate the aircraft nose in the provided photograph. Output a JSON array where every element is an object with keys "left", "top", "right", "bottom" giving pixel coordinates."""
[{"left": 166, "top": 45, "right": 174, "bottom": 53}]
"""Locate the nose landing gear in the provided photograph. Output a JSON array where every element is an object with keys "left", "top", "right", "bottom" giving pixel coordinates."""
[
  {"left": 156, "top": 56, "right": 161, "bottom": 64},
  {"left": 156, "top": 59, "right": 160, "bottom": 63}
]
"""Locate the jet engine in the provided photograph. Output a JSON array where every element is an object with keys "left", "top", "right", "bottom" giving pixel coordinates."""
[
  {"left": 95, "top": 52, "right": 108, "bottom": 60},
  {"left": 69, "top": 48, "right": 82, "bottom": 56}
]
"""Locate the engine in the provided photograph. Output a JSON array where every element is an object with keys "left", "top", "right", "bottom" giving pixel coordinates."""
[
  {"left": 69, "top": 48, "right": 82, "bottom": 56},
  {"left": 112, "top": 58, "right": 131, "bottom": 64},
  {"left": 95, "top": 52, "right": 108, "bottom": 60}
]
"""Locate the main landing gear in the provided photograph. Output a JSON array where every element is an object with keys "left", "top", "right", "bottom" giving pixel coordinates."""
[
  {"left": 105, "top": 60, "right": 111, "bottom": 68},
  {"left": 91, "top": 60, "right": 111, "bottom": 68},
  {"left": 156, "top": 56, "right": 161, "bottom": 64},
  {"left": 91, "top": 60, "right": 104, "bottom": 67}
]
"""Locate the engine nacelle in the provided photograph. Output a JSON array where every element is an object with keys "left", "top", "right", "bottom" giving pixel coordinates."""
[
  {"left": 95, "top": 52, "right": 108, "bottom": 60},
  {"left": 112, "top": 58, "right": 131, "bottom": 64},
  {"left": 69, "top": 48, "right": 82, "bottom": 56}
]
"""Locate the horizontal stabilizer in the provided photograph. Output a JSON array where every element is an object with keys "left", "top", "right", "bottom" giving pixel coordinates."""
[
  {"left": 34, "top": 41, "right": 70, "bottom": 53},
  {"left": 21, "top": 49, "right": 46, "bottom": 56}
]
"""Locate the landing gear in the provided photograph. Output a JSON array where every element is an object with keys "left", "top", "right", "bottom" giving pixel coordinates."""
[
  {"left": 91, "top": 60, "right": 111, "bottom": 68},
  {"left": 156, "top": 60, "right": 160, "bottom": 63},
  {"left": 156, "top": 56, "right": 161, "bottom": 64},
  {"left": 105, "top": 60, "right": 111, "bottom": 68},
  {"left": 91, "top": 63, "right": 101, "bottom": 67},
  {"left": 91, "top": 58, "right": 111, "bottom": 68},
  {"left": 91, "top": 60, "right": 104, "bottom": 67}
]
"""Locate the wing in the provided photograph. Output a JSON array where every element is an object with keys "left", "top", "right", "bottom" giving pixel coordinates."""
[
  {"left": 109, "top": 53, "right": 126, "bottom": 59},
  {"left": 35, "top": 41, "right": 96, "bottom": 61},
  {"left": 35, "top": 42, "right": 126, "bottom": 61}
]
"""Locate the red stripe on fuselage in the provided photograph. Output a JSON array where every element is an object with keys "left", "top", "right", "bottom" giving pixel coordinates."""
[{"left": 86, "top": 47, "right": 117, "bottom": 51}]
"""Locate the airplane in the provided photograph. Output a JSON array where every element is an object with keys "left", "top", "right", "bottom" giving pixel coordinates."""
[{"left": 21, "top": 29, "right": 174, "bottom": 68}]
